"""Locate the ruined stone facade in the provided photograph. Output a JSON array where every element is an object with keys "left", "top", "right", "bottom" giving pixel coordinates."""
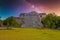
[{"left": 15, "top": 11, "right": 46, "bottom": 28}]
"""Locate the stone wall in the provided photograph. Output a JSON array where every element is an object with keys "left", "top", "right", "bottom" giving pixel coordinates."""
[{"left": 19, "top": 11, "right": 46, "bottom": 28}]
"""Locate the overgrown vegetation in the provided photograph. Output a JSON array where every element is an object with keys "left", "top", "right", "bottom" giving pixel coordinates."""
[
  {"left": 0, "top": 13, "right": 60, "bottom": 29},
  {"left": 3, "top": 16, "right": 20, "bottom": 29},
  {"left": 0, "top": 16, "right": 3, "bottom": 27},
  {"left": 42, "top": 13, "right": 60, "bottom": 29}
]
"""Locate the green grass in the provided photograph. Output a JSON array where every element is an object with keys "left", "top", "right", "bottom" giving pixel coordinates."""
[{"left": 0, "top": 28, "right": 60, "bottom": 40}]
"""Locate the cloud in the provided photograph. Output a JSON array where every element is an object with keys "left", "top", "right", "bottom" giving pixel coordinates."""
[
  {"left": 0, "top": 0, "right": 25, "bottom": 7},
  {"left": 26, "top": 0, "right": 60, "bottom": 6}
]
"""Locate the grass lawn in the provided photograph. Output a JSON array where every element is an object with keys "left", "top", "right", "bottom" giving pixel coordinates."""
[{"left": 0, "top": 28, "right": 60, "bottom": 40}]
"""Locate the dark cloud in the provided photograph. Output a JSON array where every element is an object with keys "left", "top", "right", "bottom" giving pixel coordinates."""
[
  {"left": 1, "top": 0, "right": 60, "bottom": 7},
  {"left": 26, "top": 0, "right": 60, "bottom": 5},
  {"left": 0, "top": 0, "right": 24, "bottom": 8},
  {"left": 0, "top": 0, "right": 15, "bottom": 6}
]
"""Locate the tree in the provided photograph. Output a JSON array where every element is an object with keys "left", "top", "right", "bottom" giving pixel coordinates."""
[
  {"left": 42, "top": 13, "right": 57, "bottom": 29},
  {"left": 0, "top": 16, "right": 1, "bottom": 20},
  {"left": 0, "top": 22, "right": 3, "bottom": 27},
  {"left": 55, "top": 16, "right": 60, "bottom": 29},
  {"left": 0, "top": 16, "right": 3, "bottom": 27},
  {"left": 3, "top": 16, "right": 20, "bottom": 29}
]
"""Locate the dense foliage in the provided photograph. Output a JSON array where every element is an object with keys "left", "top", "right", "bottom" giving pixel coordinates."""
[
  {"left": 3, "top": 16, "right": 20, "bottom": 29},
  {"left": 42, "top": 13, "right": 60, "bottom": 29},
  {"left": 0, "top": 16, "right": 3, "bottom": 27},
  {"left": 0, "top": 13, "right": 60, "bottom": 29}
]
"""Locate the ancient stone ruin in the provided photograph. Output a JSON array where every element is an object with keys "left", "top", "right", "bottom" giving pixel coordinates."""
[{"left": 15, "top": 11, "right": 46, "bottom": 28}]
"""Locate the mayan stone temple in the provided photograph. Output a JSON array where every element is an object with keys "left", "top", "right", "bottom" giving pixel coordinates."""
[{"left": 15, "top": 11, "right": 46, "bottom": 28}]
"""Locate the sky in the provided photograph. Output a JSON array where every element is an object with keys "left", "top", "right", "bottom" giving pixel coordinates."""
[{"left": 0, "top": 0, "right": 60, "bottom": 19}]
